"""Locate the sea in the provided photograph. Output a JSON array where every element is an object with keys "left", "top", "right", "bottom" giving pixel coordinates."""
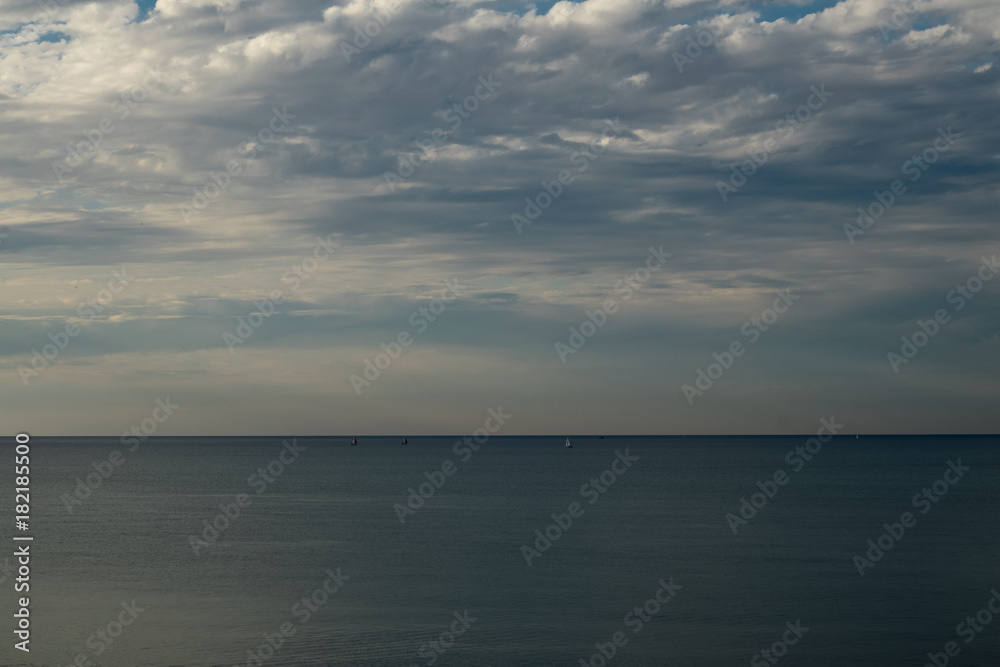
[{"left": 2, "top": 435, "right": 998, "bottom": 666}]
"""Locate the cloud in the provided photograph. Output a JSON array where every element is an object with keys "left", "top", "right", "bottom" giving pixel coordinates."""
[{"left": 1, "top": 0, "right": 998, "bottom": 433}]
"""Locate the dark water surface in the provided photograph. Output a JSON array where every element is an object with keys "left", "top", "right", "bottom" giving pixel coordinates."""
[{"left": 2, "top": 435, "right": 999, "bottom": 666}]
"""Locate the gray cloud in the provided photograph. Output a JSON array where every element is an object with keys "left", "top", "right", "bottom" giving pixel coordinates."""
[{"left": 1, "top": 0, "right": 998, "bottom": 434}]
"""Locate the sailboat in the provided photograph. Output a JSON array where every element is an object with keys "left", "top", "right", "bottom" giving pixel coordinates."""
[
  {"left": 401, "top": 436, "right": 408, "bottom": 446},
  {"left": 565, "top": 437, "right": 572, "bottom": 448},
  {"left": 351, "top": 437, "right": 358, "bottom": 446}
]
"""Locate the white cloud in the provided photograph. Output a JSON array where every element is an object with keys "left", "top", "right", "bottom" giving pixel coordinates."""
[{"left": 1, "top": 0, "right": 998, "bottom": 433}]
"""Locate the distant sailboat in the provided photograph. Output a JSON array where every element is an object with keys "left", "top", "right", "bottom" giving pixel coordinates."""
[
  {"left": 401, "top": 436, "right": 408, "bottom": 445},
  {"left": 565, "top": 437, "right": 572, "bottom": 448},
  {"left": 351, "top": 437, "right": 358, "bottom": 446}
]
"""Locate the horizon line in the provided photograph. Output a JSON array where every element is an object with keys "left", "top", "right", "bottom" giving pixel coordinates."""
[{"left": 12, "top": 433, "right": 999, "bottom": 439}]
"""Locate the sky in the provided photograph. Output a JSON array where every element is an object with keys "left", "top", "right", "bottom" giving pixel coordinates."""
[{"left": 1, "top": 0, "right": 998, "bottom": 436}]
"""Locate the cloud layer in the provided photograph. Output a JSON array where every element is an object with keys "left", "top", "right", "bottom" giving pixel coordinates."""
[{"left": 1, "top": 0, "right": 998, "bottom": 434}]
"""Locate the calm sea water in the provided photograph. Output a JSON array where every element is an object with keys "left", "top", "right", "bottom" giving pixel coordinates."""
[{"left": 2, "top": 435, "right": 999, "bottom": 666}]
